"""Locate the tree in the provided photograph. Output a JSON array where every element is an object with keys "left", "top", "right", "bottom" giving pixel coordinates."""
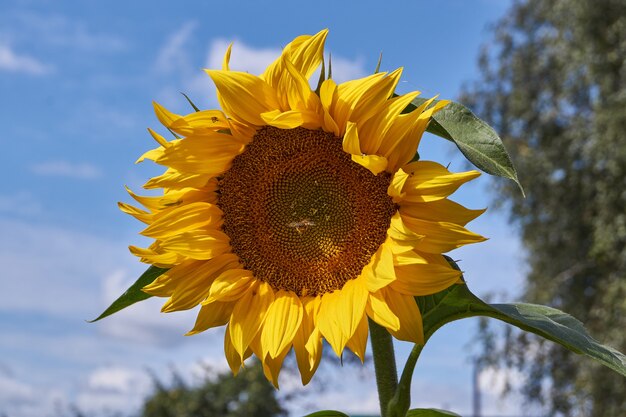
[
  {"left": 461, "top": 0, "right": 626, "bottom": 415},
  {"left": 140, "top": 360, "right": 287, "bottom": 417}
]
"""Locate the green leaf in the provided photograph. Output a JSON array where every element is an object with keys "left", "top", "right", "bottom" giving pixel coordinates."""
[
  {"left": 302, "top": 411, "right": 349, "bottom": 417},
  {"left": 406, "top": 409, "right": 462, "bottom": 417},
  {"left": 89, "top": 266, "right": 168, "bottom": 322},
  {"left": 416, "top": 261, "right": 626, "bottom": 378},
  {"left": 408, "top": 98, "right": 524, "bottom": 196},
  {"left": 488, "top": 303, "right": 626, "bottom": 378}
]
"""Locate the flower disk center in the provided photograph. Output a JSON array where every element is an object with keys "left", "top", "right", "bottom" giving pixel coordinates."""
[{"left": 218, "top": 126, "right": 396, "bottom": 296}]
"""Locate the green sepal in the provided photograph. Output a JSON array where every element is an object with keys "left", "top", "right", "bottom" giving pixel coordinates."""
[
  {"left": 374, "top": 51, "right": 383, "bottom": 74},
  {"left": 407, "top": 98, "right": 524, "bottom": 196},
  {"left": 180, "top": 92, "right": 201, "bottom": 112},
  {"left": 167, "top": 127, "right": 181, "bottom": 139},
  {"left": 88, "top": 265, "right": 168, "bottom": 322},
  {"left": 406, "top": 409, "right": 462, "bottom": 417},
  {"left": 303, "top": 411, "right": 349, "bottom": 417}
]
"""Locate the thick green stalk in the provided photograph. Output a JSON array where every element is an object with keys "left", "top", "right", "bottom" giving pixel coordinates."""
[
  {"left": 368, "top": 318, "right": 398, "bottom": 417},
  {"left": 387, "top": 343, "right": 424, "bottom": 417}
]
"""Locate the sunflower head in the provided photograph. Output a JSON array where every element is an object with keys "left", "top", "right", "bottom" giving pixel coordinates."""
[{"left": 122, "top": 29, "right": 486, "bottom": 387}]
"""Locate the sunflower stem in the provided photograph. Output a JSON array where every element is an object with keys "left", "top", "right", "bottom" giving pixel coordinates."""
[
  {"left": 368, "top": 318, "right": 398, "bottom": 417},
  {"left": 387, "top": 342, "right": 424, "bottom": 417}
]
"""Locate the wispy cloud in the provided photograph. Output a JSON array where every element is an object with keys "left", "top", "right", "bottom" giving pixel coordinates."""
[
  {"left": 30, "top": 160, "right": 102, "bottom": 179},
  {"left": 0, "top": 371, "right": 66, "bottom": 417},
  {"left": 0, "top": 191, "right": 42, "bottom": 216},
  {"left": 74, "top": 366, "right": 152, "bottom": 414},
  {"left": 0, "top": 44, "right": 51, "bottom": 75},
  {"left": 3, "top": 12, "right": 128, "bottom": 53},
  {"left": 155, "top": 21, "right": 197, "bottom": 74}
]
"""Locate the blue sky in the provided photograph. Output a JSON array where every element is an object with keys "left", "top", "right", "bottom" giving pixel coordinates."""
[{"left": 0, "top": 0, "right": 536, "bottom": 416}]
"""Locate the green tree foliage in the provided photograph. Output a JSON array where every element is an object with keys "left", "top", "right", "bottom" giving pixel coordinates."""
[
  {"left": 140, "top": 360, "right": 287, "bottom": 417},
  {"left": 461, "top": 0, "right": 626, "bottom": 415}
]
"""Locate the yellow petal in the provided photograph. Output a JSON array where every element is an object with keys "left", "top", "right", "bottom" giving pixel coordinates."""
[
  {"left": 401, "top": 161, "right": 481, "bottom": 202},
  {"left": 159, "top": 229, "right": 231, "bottom": 260},
  {"left": 128, "top": 245, "right": 182, "bottom": 267},
  {"left": 305, "top": 328, "right": 323, "bottom": 371},
  {"left": 168, "top": 110, "right": 232, "bottom": 137},
  {"left": 140, "top": 202, "right": 222, "bottom": 238},
  {"left": 400, "top": 199, "right": 486, "bottom": 226},
  {"left": 363, "top": 240, "right": 397, "bottom": 292},
  {"left": 147, "top": 127, "right": 170, "bottom": 148},
  {"left": 261, "top": 290, "right": 303, "bottom": 359},
  {"left": 206, "top": 69, "right": 280, "bottom": 126},
  {"left": 222, "top": 42, "right": 232, "bottom": 71},
  {"left": 279, "top": 57, "right": 322, "bottom": 119},
  {"left": 224, "top": 324, "right": 243, "bottom": 375},
  {"left": 336, "top": 278, "right": 368, "bottom": 341},
  {"left": 141, "top": 186, "right": 214, "bottom": 212},
  {"left": 229, "top": 281, "right": 275, "bottom": 359},
  {"left": 346, "top": 314, "right": 368, "bottom": 363},
  {"left": 319, "top": 78, "right": 340, "bottom": 135},
  {"left": 342, "top": 121, "right": 361, "bottom": 155},
  {"left": 118, "top": 202, "right": 152, "bottom": 224},
  {"left": 342, "top": 122, "right": 388, "bottom": 175},
  {"left": 262, "top": 29, "right": 328, "bottom": 88},
  {"left": 349, "top": 67, "right": 403, "bottom": 125},
  {"left": 160, "top": 254, "right": 240, "bottom": 312},
  {"left": 359, "top": 91, "right": 420, "bottom": 155},
  {"left": 141, "top": 260, "right": 194, "bottom": 297},
  {"left": 385, "top": 290, "right": 424, "bottom": 344},
  {"left": 316, "top": 290, "right": 347, "bottom": 357},
  {"left": 366, "top": 290, "right": 400, "bottom": 331},
  {"left": 135, "top": 146, "right": 165, "bottom": 164},
  {"left": 186, "top": 300, "right": 235, "bottom": 335},
  {"left": 387, "top": 168, "right": 410, "bottom": 202},
  {"left": 155, "top": 134, "right": 243, "bottom": 175},
  {"left": 204, "top": 268, "right": 254, "bottom": 304},
  {"left": 293, "top": 297, "right": 322, "bottom": 385},
  {"left": 387, "top": 212, "right": 424, "bottom": 246},
  {"left": 333, "top": 72, "right": 387, "bottom": 135},
  {"left": 391, "top": 262, "right": 462, "bottom": 296},
  {"left": 402, "top": 217, "right": 487, "bottom": 253},
  {"left": 142, "top": 257, "right": 216, "bottom": 296},
  {"left": 352, "top": 154, "right": 388, "bottom": 175},
  {"left": 260, "top": 109, "right": 304, "bottom": 129},
  {"left": 144, "top": 168, "right": 211, "bottom": 190},
  {"left": 261, "top": 343, "right": 291, "bottom": 389}
]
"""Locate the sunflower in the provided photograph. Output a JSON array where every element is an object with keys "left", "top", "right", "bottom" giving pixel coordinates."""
[{"left": 121, "top": 29, "right": 486, "bottom": 387}]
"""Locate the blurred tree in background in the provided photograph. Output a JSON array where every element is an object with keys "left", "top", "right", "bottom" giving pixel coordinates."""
[
  {"left": 140, "top": 360, "right": 286, "bottom": 417},
  {"left": 462, "top": 0, "right": 626, "bottom": 415}
]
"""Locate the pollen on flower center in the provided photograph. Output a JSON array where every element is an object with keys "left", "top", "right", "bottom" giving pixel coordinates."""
[{"left": 218, "top": 126, "right": 397, "bottom": 296}]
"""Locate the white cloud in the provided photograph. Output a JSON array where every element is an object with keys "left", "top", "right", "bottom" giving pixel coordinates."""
[
  {"left": 0, "top": 371, "right": 66, "bottom": 417},
  {"left": 74, "top": 366, "right": 152, "bottom": 414},
  {"left": 30, "top": 160, "right": 102, "bottom": 179},
  {"left": 0, "top": 219, "right": 126, "bottom": 316},
  {"left": 155, "top": 21, "right": 197, "bottom": 74},
  {"left": 4, "top": 12, "right": 128, "bottom": 53},
  {"left": 0, "top": 44, "right": 51, "bottom": 75},
  {"left": 476, "top": 366, "right": 542, "bottom": 416},
  {"left": 0, "top": 191, "right": 42, "bottom": 216}
]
